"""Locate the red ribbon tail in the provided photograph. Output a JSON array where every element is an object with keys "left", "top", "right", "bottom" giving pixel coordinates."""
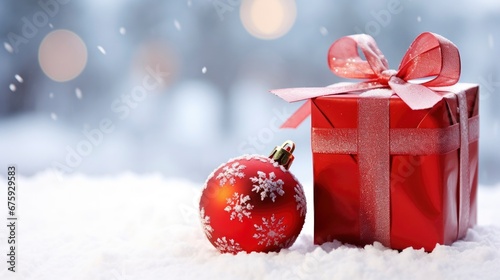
[{"left": 280, "top": 100, "right": 311, "bottom": 129}]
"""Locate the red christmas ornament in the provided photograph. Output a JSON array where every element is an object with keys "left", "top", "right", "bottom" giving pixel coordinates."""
[{"left": 199, "top": 141, "right": 306, "bottom": 254}]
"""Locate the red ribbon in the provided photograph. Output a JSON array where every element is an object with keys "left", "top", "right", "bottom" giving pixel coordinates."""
[{"left": 271, "top": 32, "right": 461, "bottom": 128}]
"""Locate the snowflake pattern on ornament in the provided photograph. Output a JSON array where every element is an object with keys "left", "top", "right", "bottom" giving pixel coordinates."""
[
  {"left": 253, "top": 214, "right": 287, "bottom": 247},
  {"left": 250, "top": 171, "right": 285, "bottom": 202},
  {"left": 216, "top": 162, "right": 246, "bottom": 186},
  {"left": 200, "top": 207, "right": 214, "bottom": 238},
  {"left": 294, "top": 184, "right": 306, "bottom": 217},
  {"left": 224, "top": 192, "right": 254, "bottom": 222},
  {"left": 214, "top": 237, "right": 242, "bottom": 253}
]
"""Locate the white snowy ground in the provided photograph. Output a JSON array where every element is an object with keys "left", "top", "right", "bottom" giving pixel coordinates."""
[{"left": 0, "top": 172, "right": 499, "bottom": 280}]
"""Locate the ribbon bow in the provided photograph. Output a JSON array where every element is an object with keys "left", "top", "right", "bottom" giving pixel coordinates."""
[{"left": 271, "top": 32, "right": 461, "bottom": 128}]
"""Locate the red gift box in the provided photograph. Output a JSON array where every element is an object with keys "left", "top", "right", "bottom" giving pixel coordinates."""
[{"left": 271, "top": 32, "right": 479, "bottom": 251}]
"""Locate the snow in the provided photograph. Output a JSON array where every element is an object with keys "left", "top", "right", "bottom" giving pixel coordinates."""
[
  {"left": 14, "top": 74, "right": 23, "bottom": 83},
  {"left": 319, "top": 26, "right": 328, "bottom": 36},
  {"left": 174, "top": 19, "right": 181, "bottom": 31},
  {"left": 0, "top": 172, "right": 498, "bottom": 280},
  {"left": 50, "top": 112, "right": 58, "bottom": 121},
  {"left": 119, "top": 27, "right": 126, "bottom": 35},
  {"left": 9, "top": 83, "right": 16, "bottom": 92},
  {"left": 4, "top": 42, "right": 13, "bottom": 53},
  {"left": 75, "top": 87, "right": 83, "bottom": 99},
  {"left": 97, "top": 45, "right": 107, "bottom": 55},
  {"left": 202, "top": 66, "right": 207, "bottom": 74}
]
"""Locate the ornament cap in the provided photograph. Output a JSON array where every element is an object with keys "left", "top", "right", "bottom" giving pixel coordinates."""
[{"left": 269, "top": 140, "right": 295, "bottom": 170}]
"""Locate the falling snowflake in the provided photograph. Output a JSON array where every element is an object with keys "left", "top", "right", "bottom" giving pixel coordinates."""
[
  {"left": 214, "top": 237, "right": 242, "bottom": 254},
  {"left": 250, "top": 171, "right": 284, "bottom": 202},
  {"left": 319, "top": 26, "right": 328, "bottom": 36},
  {"left": 14, "top": 74, "right": 23, "bottom": 83},
  {"left": 224, "top": 192, "right": 254, "bottom": 222},
  {"left": 253, "top": 214, "right": 286, "bottom": 247},
  {"left": 199, "top": 207, "right": 214, "bottom": 238},
  {"left": 174, "top": 19, "right": 181, "bottom": 31},
  {"left": 216, "top": 162, "right": 246, "bottom": 186},
  {"left": 75, "top": 88, "right": 82, "bottom": 99},
  {"left": 97, "top": 45, "right": 106, "bottom": 55},
  {"left": 294, "top": 184, "right": 306, "bottom": 217},
  {"left": 4, "top": 42, "right": 13, "bottom": 53}
]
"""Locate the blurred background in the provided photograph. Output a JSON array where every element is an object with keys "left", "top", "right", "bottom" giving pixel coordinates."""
[{"left": 0, "top": 0, "right": 499, "bottom": 185}]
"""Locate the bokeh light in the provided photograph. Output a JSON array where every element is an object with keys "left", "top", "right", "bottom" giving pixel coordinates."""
[
  {"left": 131, "top": 41, "right": 178, "bottom": 91},
  {"left": 38, "top": 29, "right": 88, "bottom": 82},
  {"left": 240, "top": 0, "right": 297, "bottom": 40}
]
